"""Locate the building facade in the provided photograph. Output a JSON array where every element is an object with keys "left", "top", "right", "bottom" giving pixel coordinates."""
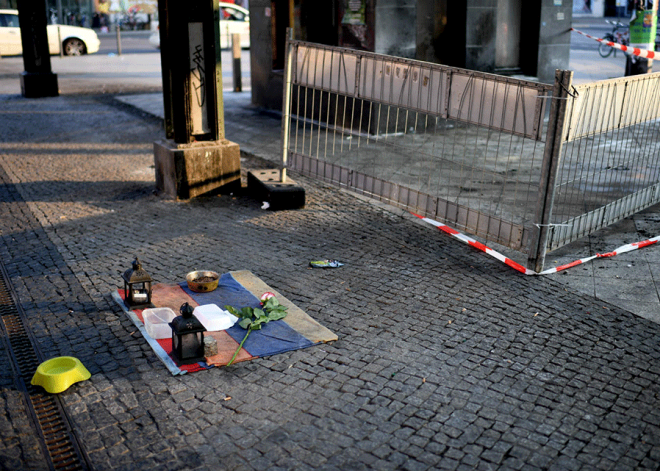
[{"left": 250, "top": 0, "right": 573, "bottom": 111}]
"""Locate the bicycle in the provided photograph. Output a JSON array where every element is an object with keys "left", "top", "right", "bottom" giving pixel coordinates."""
[{"left": 598, "top": 19, "right": 629, "bottom": 58}]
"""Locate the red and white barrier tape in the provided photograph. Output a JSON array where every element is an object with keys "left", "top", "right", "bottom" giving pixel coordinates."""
[
  {"left": 412, "top": 213, "right": 660, "bottom": 275},
  {"left": 570, "top": 27, "right": 657, "bottom": 59}
]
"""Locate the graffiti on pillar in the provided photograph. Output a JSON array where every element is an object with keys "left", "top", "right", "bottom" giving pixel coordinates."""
[
  {"left": 191, "top": 45, "right": 205, "bottom": 106},
  {"left": 189, "top": 22, "right": 210, "bottom": 135}
]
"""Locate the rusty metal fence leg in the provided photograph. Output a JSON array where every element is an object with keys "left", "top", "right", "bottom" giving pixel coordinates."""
[
  {"left": 280, "top": 28, "right": 295, "bottom": 183},
  {"left": 527, "top": 69, "right": 573, "bottom": 273}
]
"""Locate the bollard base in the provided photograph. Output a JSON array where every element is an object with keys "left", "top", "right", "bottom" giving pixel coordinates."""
[
  {"left": 625, "top": 56, "right": 649, "bottom": 76},
  {"left": 20, "top": 71, "right": 59, "bottom": 98},
  {"left": 154, "top": 139, "right": 241, "bottom": 200},
  {"left": 247, "top": 169, "right": 305, "bottom": 210}
]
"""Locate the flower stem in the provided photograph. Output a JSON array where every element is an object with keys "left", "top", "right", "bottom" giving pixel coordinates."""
[{"left": 227, "top": 329, "right": 251, "bottom": 366}]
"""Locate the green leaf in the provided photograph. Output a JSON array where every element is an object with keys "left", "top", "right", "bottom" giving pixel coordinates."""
[
  {"left": 238, "top": 318, "right": 253, "bottom": 329},
  {"left": 267, "top": 310, "right": 287, "bottom": 321},
  {"left": 225, "top": 297, "right": 288, "bottom": 343},
  {"left": 248, "top": 317, "right": 265, "bottom": 329},
  {"left": 271, "top": 306, "right": 287, "bottom": 316},
  {"left": 239, "top": 307, "right": 254, "bottom": 319},
  {"left": 263, "top": 297, "right": 280, "bottom": 310}
]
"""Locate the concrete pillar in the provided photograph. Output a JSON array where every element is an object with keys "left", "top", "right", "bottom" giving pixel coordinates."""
[
  {"left": 154, "top": 139, "right": 240, "bottom": 200},
  {"left": 375, "top": 0, "right": 415, "bottom": 58},
  {"left": 465, "top": 1, "right": 497, "bottom": 72},
  {"left": 248, "top": 0, "right": 278, "bottom": 111},
  {"left": 536, "top": 0, "right": 572, "bottom": 84},
  {"left": 154, "top": 0, "right": 240, "bottom": 199},
  {"left": 17, "top": 0, "right": 59, "bottom": 98}
]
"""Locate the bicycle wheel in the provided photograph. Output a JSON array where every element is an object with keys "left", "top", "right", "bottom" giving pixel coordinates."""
[{"left": 599, "top": 34, "right": 615, "bottom": 58}]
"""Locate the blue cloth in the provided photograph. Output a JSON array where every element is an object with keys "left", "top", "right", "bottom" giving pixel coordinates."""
[
  {"left": 180, "top": 273, "right": 315, "bottom": 357},
  {"left": 226, "top": 319, "right": 315, "bottom": 358},
  {"left": 181, "top": 272, "right": 262, "bottom": 311}
]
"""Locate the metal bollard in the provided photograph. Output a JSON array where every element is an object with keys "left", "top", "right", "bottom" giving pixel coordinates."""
[
  {"left": 232, "top": 33, "right": 241, "bottom": 92},
  {"left": 58, "top": 26, "right": 63, "bottom": 58},
  {"left": 116, "top": 24, "right": 122, "bottom": 55}
]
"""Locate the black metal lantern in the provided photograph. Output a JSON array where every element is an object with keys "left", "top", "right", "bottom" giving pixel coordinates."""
[
  {"left": 122, "top": 257, "right": 153, "bottom": 308},
  {"left": 170, "top": 303, "right": 206, "bottom": 364}
]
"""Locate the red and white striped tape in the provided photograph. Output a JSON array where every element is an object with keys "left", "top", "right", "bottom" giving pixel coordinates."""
[
  {"left": 411, "top": 213, "right": 660, "bottom": 276},
  {"left": 571, "top": 27, "right": 657, "bottom": 59}
]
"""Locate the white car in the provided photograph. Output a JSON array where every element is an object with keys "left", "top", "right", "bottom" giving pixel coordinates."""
[
  {"left": 149, "top": 2, "right": 250, "bottom": 49},
  {"left": 0, "top": 9, "right": 100, "bottom": 56}
]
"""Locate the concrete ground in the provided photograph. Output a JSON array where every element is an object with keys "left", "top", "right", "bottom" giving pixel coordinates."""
[{"left": 0, "top": 20, "right": 660, "bottom": 471}]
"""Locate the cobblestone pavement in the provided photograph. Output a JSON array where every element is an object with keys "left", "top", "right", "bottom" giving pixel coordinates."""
[
  {"left": 1, "top": 93, "right": 660, "bottom": 471},
  {"left": 117, "top": 90, "right": 660, "bottom": 324}
]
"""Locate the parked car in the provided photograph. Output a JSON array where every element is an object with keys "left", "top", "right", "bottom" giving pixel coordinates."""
[
  {"left": 149, "top": 2, "right": 250, "bottom": 49},
  {"left": 0, "top": 9, "right": 100, "bottom": 56}
]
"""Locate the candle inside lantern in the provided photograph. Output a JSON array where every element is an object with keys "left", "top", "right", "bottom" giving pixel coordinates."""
[{"left": 132, "top": 291, "right": 148, "bottom": 303}]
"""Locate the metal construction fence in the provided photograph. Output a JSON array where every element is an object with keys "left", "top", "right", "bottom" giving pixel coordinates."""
[
  {"left": 280, "top": 36, "right": 660, "bottom": 272},
  {"left": 549, "top": 74, "right": 660, "bottom": 252}
]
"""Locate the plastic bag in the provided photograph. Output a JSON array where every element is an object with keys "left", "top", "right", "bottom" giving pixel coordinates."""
[{"left": 309, "top": 259, "right": 344, "bottom": 268}]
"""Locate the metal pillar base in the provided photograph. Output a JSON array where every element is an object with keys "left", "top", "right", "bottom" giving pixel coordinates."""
[
  {"left": 20, "top": 71, "right": 58, "bottom": 98},
  {"left": 154, "top": 139, "right": 241, "bottom": 200},
  {"left": 247, "top": 169, "right": 305, "bottom": 210}
]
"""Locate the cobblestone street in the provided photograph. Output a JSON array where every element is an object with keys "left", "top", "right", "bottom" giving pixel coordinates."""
[{"left": 1, "top": 93, "right": 660, "bottom": 470}]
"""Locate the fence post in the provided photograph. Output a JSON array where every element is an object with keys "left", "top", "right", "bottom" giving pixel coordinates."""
[
  {"left": 280, "top": 27, "right": 294, "bottom": 183},
  {"left": 527, "top": 69, "right": 573, "bottom": 273},
  {"left": 115, "top": 24, "right": 122, "bottom": 56},
  {"left": 232, "top": 33, "right": 242, "bottom": 92},
  {"left": 58, "top": 26, "right": 63, "bottom": 58}
]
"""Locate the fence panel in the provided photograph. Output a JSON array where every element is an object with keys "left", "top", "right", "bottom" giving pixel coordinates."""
[
  {"left": 565, "top": 73, "right": 660, "bottom": 141},
  {"left": 447, "top": 70, "right": 546, "bottom": 141},
  {"left": 548, "top": 72, "right": 660, "bottom": 250},
  {"left": 294, "top": 43, "right": 549, "bottom": 140},
  {"left": 284, "top": 38, "right": 660, "bottom": 271},
  {"left": 286, "top": 40, "right": 552, "bottom": 254}
]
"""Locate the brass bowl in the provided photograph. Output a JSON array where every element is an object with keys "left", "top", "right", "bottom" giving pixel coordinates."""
[{"left": 186, "top": 270, "right": 219, "bottom": 293}]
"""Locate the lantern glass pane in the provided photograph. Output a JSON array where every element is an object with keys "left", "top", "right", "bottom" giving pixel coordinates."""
[
  {"left": 181, "top": 333, "right": 201, "bottom": 358},
  {"left": 131, "top": 283, "right": 148, "bottom": 303}
]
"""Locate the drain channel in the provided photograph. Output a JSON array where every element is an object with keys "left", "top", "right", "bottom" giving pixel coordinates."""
[{"left": 0, "top": 261, "right": 90, "bottom": 471}]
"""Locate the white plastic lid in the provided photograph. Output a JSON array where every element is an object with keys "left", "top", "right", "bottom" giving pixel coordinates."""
[{"left": 193, "top": 304, "right": 238, "bottom": 331}]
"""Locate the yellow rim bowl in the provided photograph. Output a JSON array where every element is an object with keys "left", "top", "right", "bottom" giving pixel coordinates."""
[
  {"left": 186, "top": 270, "right": 219, "bottom": 293},
  {"left": 31, "top": 357, "right": 91, "bottom": 394}
]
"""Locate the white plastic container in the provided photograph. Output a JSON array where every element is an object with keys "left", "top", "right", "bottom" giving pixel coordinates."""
[
  {"left": 142, "top": 307, "right": 176, "bottom": 339},
  {"left": 193, "top": 304, "right": 238, "bottom": 331}
]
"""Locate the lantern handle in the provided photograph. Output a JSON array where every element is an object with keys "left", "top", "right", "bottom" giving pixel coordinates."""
[
  {"left": 180, "top": 302, "right": 194, "bottom": 318},
  {"left": 132, "top": 257, "right": 142, "bottom": 270}
]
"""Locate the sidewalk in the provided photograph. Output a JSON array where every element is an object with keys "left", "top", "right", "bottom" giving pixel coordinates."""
[
  {"left": 2, "top": 90, "right": 660, "bottom": 471},
  {"left": 1, "top": 32, "right": 660, "bottom": 470}
]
